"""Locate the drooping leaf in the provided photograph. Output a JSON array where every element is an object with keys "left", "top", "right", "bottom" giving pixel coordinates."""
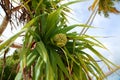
[
  {"left": 36, "top": 41, "right": 54, "bottom": 80},
  {"left": 52, "top": 48, "right": 71, "bottom": 79},
  {"left": 33, "top": 56, "right": 44, "bottom": 80}
]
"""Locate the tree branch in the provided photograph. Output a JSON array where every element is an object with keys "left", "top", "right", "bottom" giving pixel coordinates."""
[
  {"left": 104, "top": 66, "right": 120, "bottom": 77},
  {"left": 0, "top": 16, "right": 9, "bottom": 35},
  {"left": 0, "top": 39, "right": 22, "bottom": 48}
]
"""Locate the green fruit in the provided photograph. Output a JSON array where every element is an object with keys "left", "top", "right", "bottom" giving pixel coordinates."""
[{"left": 53, "top": 33, "right": 67, "bottom": 47}]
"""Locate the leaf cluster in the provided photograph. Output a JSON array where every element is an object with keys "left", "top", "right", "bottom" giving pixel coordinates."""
[
  {"left": 0, "top": 56, "right": 19, "bottom": 80},
  {"left": 90, "top": 0, "right": 120, "bottom": 17}
]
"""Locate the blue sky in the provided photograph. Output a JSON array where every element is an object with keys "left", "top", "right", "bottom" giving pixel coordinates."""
[{"left": 0, "top": 0, "right": 120, "bottom": 79}]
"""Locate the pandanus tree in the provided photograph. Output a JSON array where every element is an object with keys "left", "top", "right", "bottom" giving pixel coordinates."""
[{"left": 0, "top": 0, "right": 120, "bottom": 80}]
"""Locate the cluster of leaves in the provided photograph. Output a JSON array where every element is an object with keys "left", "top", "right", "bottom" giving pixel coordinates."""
[
  {"left": 0, "top": 55, "right": 19, "bottom": 80},
  {"left": 0, "top": 0, "right": 119, "bottom": 80},
  {"left": 90, "top": 0, "right": 120, "bottom": 17}
]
